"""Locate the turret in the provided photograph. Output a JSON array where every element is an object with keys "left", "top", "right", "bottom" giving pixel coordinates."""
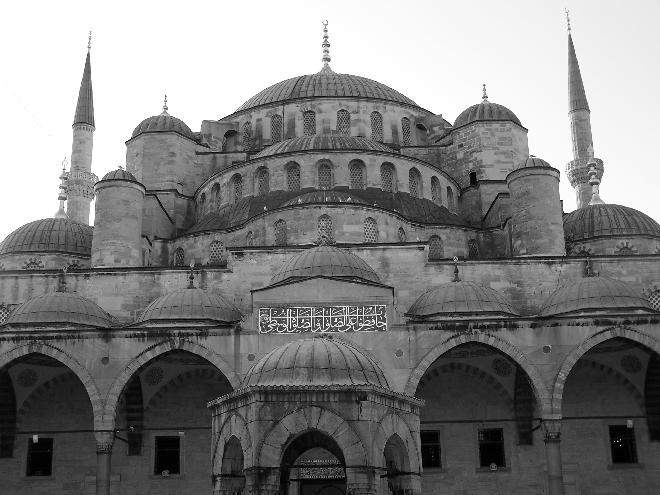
[{"left": 67, "top": 32, "right": 98, "bottom": 225}]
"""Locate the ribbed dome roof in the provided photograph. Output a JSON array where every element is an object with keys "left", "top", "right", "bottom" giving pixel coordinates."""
[
  {"left": 241, "top": 337, "right": 389, "bottom": 388},
  {"left": 254, "top": 135, "right": 394, "bottom": 159},
  {"left": 2, "top": 292, "right": 116, "bottom": 328},
  {"left": 517, "top": 155, "right": 552, "bottom": 169},
  {"left": 131, "top": 111, "right": 195, "bottom": 140},
  {"left": 0, "top": 218, "right": 93, "bottom": 256},
  {"left": 270, "top": 245, "right": 381, "bottom": 286},
  {"left": 563, "top": 204, "right": 660, "bottom": 242},
  {"left": 281, "top": 190, "right": 369, "bottom": 207},
  {"left": 101, "top": 169, "right": 138, "bottom": 182},
  {"left": 406, "top": 281, "right": 517, "bottom": 319},
  {"left": 454, "top": 100, "right": 522, "bottom": 128},
  {"left": 539, "top": 276, "right": 655, "bottom": 317},
  {"left": 138, "top": 288, "right": 241, "bottom": 324},
  {"left": 236, "top": 71, "right": 417, "bottom": 113}
]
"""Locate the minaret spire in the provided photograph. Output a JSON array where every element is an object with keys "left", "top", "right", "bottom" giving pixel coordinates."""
[
  {"left": 74, "top": 32, "right": 95, "bottom": 128},
  {"left": 320, "top": 20, "right": 333, "bottom": 73}
]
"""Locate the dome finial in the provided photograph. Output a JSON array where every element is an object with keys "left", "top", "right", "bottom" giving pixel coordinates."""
[
  {"left": 565, "top": 8, "right": 571, "bottom": 33},
  {"left": 87, "top": 30, "right": 92, "bottom": 51},
  {"left": 587, "top": 160, "right": 605, "bottom": 205},
  {"left": 482, "top": 83, "right": 488, "bottom": 102},
  {"left": 187, "top": 261, "right": 196, "bottom": 289},
  {"left": 584, "top": 256, "right": 597, "bottom": 277},
  {"left": 161, "top": 94, "right": 169, "bottom": 115},
  {"left": 321, "top": 20, "right": 332, "bottom": 71},
  {"left": 54, "top": 157, "right": 69, "bottom": 219},
  {"left": 452, "top": 256, "right": 461, "bottom": 282}
]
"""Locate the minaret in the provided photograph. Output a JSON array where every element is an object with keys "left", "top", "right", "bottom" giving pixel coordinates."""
[
  {"left": 564, "top": 11, "right": 604, "bottom": 209},
  {"left": 67, "top": 31, "right": 98, "bottom": 225}
]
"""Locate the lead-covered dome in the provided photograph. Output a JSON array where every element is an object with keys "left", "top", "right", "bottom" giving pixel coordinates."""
[
  {"left": 131, "top": 109, "right": 195, "bottom": 141},
  {"left": 100, "top": 169, "right": 138, "bottom": 182},
  {"left": 406, "top": 281, "right": 517, "bottom": 320},
  {"left": 454, "top": 99, "right": 522, "bottom": 129},
  {"left": 539, "top": 276, "right": 655, "bottom": 317},
  {"left": 235, "top": 71, "right": 418, "bottom": 113},
  {"left": 241, "top": 337, "right": 389, "bottom": 388},
  {"left": 270, "top": 245, "right": 381, "bottom": 286},
  {"left": 0, "top": 218, "right": 93, "bottom": 256},
  {"left": 254, "top": 135, "right": 394, "bottom": 159},
  {"left": 137, "top": 287, "right": 242, "bottom": 325},
  {"left": 2, "top": 292, "right": 116, "bottom": 328},
  {"left": 563, "top": 204, "right": 660, "bottom": 242}
]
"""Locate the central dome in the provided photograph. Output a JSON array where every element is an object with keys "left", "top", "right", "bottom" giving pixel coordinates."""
[
  {"left": 242, "top": 337, "right": 389, "bottom": 388},
  {"left": 235, "top": 71, "right": 418, "bottom": 113},
  {"left": 254, "top": 135, "right": 394, "bottom": 159}
]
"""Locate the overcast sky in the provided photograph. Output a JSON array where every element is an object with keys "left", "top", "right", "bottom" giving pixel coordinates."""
[{"left": 1, "top": 0, "right": 658, "bottom": 241}]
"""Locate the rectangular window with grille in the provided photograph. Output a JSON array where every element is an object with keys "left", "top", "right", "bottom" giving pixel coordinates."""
[
  {"left": 26, "top": 437, "right": 53, "bottom": 476},
  {"left": 609, "top": 425, "right": 638, "bottom": 464},
  {"left": 154, "top": 436, "right": 181, "bottom": 475},
  {"left": 478, "top": 428, "right": 505, "bottom": 468},
  {"left": 421, "top": 431, "right": 442, "bottom": 468}
]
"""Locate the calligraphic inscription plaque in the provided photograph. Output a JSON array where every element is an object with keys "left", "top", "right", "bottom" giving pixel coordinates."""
[{"left": 259, "top": 305, "right": 387, "bottom": 334}]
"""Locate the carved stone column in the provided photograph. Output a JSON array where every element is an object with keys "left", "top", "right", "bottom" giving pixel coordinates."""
[
  {"left": 543, "top": 419, "right": 564, "bottom": 495},
  {"left": 95, "top": 431, "right": 114, "bottom": 495},
  {"left": 345, "top": 466, "right": 377, "bottom": 495}
]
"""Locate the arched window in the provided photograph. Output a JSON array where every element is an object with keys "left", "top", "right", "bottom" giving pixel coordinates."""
[
  {"left": 270, "top": 115, "right": 283, "bottom": 143},
  {"left": 232, "top": 174, "right": 243, "bottom": 203},
  {"left": 381, "top": 163, "right": 396, "bottom": 192},
  {"left": 364, "top": 217, "right": 378, "bottom": 243},
  {"left": 446, "top": 187, "right": 455, "bottom": 210},
  {"left": 211, "top": 183, "right": 221, "bottom": 210},
  {"left": 371, "top": 111, "right": 383, "bottom": 141},
  {"left": 274, "top": 220, "right": 287, "bottom": 245},
  {"left": 256, "top": 167, "right": 270, "bottom": 196},
  {"left": 398, "top": 227, "right": 406, "bottom": 243},
  {"left": 318, "top": 163, "right": 332, "bottom": 190},
  {"left": 401, "top": 117, "right": 411, "bottom": 145},
  {"left": 209, "top": 241, "right": 227, "bottom": 265},
  {"left": 303, "top": 111, "right": 316, "bottom": 136},
  {"left": 173, "top": 247, "right": 185, "bottom": 266},
  {"left": 431, "top": 176, "right": 441, "bottom": 204},
  {"left": 428, "top": 235, "right": 443, "bottom": 260},
  {"left": 246, "top": 231, "right": 254, "bottom": 247},
  {"left": 318, "top": 215, "right": 333, "bottom": 243},
  {"left": 222, "top": 130, "right": 237, "bottom": 152},
  {"left": 468, "top": 239, "right": 479, "bottom": 259},
  {"left": 336, "top": 109, "right": 350, "bottom": 136},
  {"left": 409, "top": 168, "right": 422, "bottom": 198},
  {"left": 242, "top": 121, "right": 252, "bottom": 150},
  {"left": 349, "top": 161, "right": 365, "bottom": 190},
  {"left": 286, "top": 163, "right": 301, "bottom": 191}
]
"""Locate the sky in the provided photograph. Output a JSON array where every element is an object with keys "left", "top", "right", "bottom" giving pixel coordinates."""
[{"left": 0, "top": 0, "right": 659, "bottom": 241}]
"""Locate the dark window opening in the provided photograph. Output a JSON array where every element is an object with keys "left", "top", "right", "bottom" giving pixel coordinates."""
[
  {"left": 154, "top": 436, "right": 181, "bottom": 475},
  {"left": 469, "top": 172, "right": 477, "bottom": 185},
  {"left": 609, "top": 425, "right": 638, "bottom": 464},
  {"left": 478, "top": 428, "right": 505, "bottom": 468},
  {"left": 26, "top": 438, "right": 53, "bottom": 476},
  {"left": 421, "top": 431, "right": 442, "bottom": 468}
]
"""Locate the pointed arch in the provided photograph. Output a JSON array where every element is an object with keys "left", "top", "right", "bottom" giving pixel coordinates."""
[
  {"left": 212, "top": 412, "right": 253, "bottom": 472},
  {"left": 372, "top": 413, "right": 420, "bottom": 472}
]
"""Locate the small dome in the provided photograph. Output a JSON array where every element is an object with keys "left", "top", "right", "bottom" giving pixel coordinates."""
[
  {"left": 270, "top": 245, "right": 381, "bottom": 286},
  {"left": 281, "top": 190, "right": 369, "bottom": 207},
  {"left": 137, "top": 288, "right": 241, "bottom": 325},
  {"left": 406, "top": 281, "right": 517, "bottom": 319},
  {"left": 518, "top": 155, "right": 552, "bottom": 169},
  {"left": 539, "top": 276, "right": 655, "bottom": 317},
  {"left": 242, "top": 337, "right": 389, "bottom": 388},
  {"left": 2, "top": 292, "right": 116, "bottom": 328},
  {"left": 254, "top": 135, "right": 394, "bottom": 159},
  {"left": 454, "top": 100, "right": 522, "bottom": 129},
  {"left": 564, "top": 204, "right": 660, "bottom": 242},
  {"left": 0, "top": 218, "right": 92, "bottom": 256},
  {"left": 131, "top": 111, "right": 195, "bottom": 140},
  {"left": 101, "top": 169, "right": 138, "bottom": 182}
]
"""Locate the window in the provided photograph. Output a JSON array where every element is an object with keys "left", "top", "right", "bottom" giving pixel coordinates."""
[
  {"left": 318, "top": 163, "right": 332, "bottom": 190},
  {"left": 649, "top": 287, "right": 660, "bottom": 311},
  {"left": 271, "top": 115, "right": 283, "bottom": 143},
  {"left": 232, "top": 175, "right": 243, "bottom": 203},
  {"left": 401, "top": 117, "right": 411, "bottom": 145},
  {"left": 274, "top": 220, "right": 287, "bottom": 245},
  {"left": 242, "top": 121, "right": 252, "bottom": 150},
  {"left": 478, "top": 428, "right": 505, "bottom": 468},
  {"left": 468, "top": 239, "right": 479, "bottom": 259},
  {"left": 173, "top": 248, "right": 185, "bottom": 267},
  {"left": 371, "top": 111, "right": 383, "bottom": 141},
  {"left": 0, "top": 304, "right": 13, "bottom": 324},
  {"left": 398, "top": 227, "right": 406, "bottom": 243},
  {"left": 469, "top": 171, "right": 478, "bottom": 186},
  {"left": 209, "top": 241, "right": 226, "bottom": 265},
  {"left": 364, "top": 217, "right": 378, "bottom": 243},
  {"left": 336, "top": 109, "right": 350, "bottom": 136},
  {"left": 609, "top": 425, "right": 638, "bottom": 464},
  {"left": 256, "top": 168, "right": 270, "bottom": 195},
  {"left": 211, "top": 183, "right": 221, "bottom": 210},
  {"left": 286, "top": 164, "right": 301, "bottom": 191},
  {"left": 431, "top": 176, "right": 441, "bottom": 204},
  {"left": 421, "top": 431, "right": 442, "bottom": 468},
  {"left": 26, "top": 437, "right": 53, "bottom": 476},
  {"left": 409, "top": 168, "right": 421, "bottom": 198},
  {"left": 428, "top": 236, "right": 443, "bottom": 260},
  {"left": 303, "top": 111, "right": 316, "bottom": 136},
  {"left": 447, "top": 187, "right": 455, "bottom": 210},
  {"left": 350, "top": 162, "right": 365, "bottom": 190},
  {"left": 318, "top": 215, "right": 333, "bottom": 243},
  {"left": 381, "top": 163, "right": 395, "bottom": 192},
  {"left": 154, "top": 436, "right": 181, "bottom": 475}
]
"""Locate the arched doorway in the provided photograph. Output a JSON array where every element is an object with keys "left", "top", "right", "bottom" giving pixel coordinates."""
[
  {"left": 281, "top": 430, "right": 346, "bottom": 495},
  {"left": 382, "top": 434, "right": 412, "bottom": 495}
]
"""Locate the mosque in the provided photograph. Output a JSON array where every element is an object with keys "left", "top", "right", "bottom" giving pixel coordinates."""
[{"left": 1, "top": 17, "right": 660, "bottom": 495}]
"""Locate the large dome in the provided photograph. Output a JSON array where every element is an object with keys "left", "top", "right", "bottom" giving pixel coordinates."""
[
  {"left": 254, "top": 135, "right": 394, "bottom": 159},
  {"left": 0, "top": 218, "right": 93, "bottom": 257},
  {"left": 453, "top": 100, "right": 522, "bottom": 129},
  {"left": 137, "top": 287, "right": 242, "bottom": 325},
  {"left": 270, "top": 245, "right": 381, "bottom": 286},
  {"left": 131, "top": 111, "right": 195, "bottom": 141},
  {"left": 235, "top": 71, "right": 418, "bottom": 113},
  {"left": 563, "top": 204, "right": 660, "bottom": 242},
  {"left": 2, "top": 292, "right": 116, "bottom": 328},
  {"left": 241, "top": 337, "right": 389, "bottom": 388}
]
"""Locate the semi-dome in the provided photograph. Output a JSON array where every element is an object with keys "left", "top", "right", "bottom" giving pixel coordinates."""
[
  {"left": 563, "top": 204, "right": 660, "bottom": 242},
  {"left": 137, "top": 287, "right": 241, "bottom": 325},
  {"left": 453, "top": 99, "right": 522, "bottom": 129},
  {"left": 270, "top": 245, "right": 381, "bottom": 286},
  {"left": 539, "top": 276, "right": 655, "bottom": 317},
  {"left": 100, "top": 168, "right": 138, "bottom": 182},
  {"left": 406, "top": 281, "right": 517, "bottom": 320},
  {"left": 235, "top": 71, "right": 418, "bottom": 113},
  {"left": 241, "top": 336, "right": 389, "bottom": 388},
  {"left": 131, "top": 109, "right": 195, "bottom": 141},
  {"left": 2, "top": 292, "right": 116, "bottom": 328},
  {"left": 0, "top": 218, "right": 93, "bottom": 256},
  {"left": 254, "top": 135, "right": 394, "bottom": 159}
]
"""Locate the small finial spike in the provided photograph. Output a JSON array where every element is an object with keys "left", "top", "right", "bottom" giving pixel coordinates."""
[
  {"left": 452, "top": 256, "right": 461, "bottom": 282},
  {"left": 55, "top": 158, "right": 69, "bottom": 219},
  {"left": 584, "top": 256, "right": 597, "bottom": 277},
  {"left": 187, "top": 261, "right": 195, "bottom": 289},
  {"left": 565, "top": 8, "right": 571, "bottom": 33},
  {"left": 88, "top": 30, "right": 92, "bottom": 51},
  {"left": 482, "top": 83, "right": 488, "bottom": 101},
  {"left": 321, "top": 20, "right": 332, "bottom": 70},
  {"left": 162, "top": 94, "right": 169, "bottom": 114},
  {"left": 587, "top": 161, "right": 605, "bottom": 205}
]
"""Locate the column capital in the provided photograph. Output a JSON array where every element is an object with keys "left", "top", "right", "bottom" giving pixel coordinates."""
[
  {"left": 543, "top": 418, "right": 562, "bottom": 443},
  {"left": 94, "top": 431, "right": 115, "bottom": 453}
]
